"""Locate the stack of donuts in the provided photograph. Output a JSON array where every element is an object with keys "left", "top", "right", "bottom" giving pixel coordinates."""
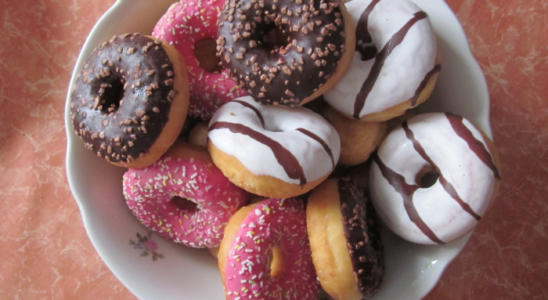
[{"left": 69, "top": 0, "right": 501, "bottom": 299}]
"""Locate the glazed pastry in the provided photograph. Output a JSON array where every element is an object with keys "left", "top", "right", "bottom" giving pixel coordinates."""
[
  {"left": 216, "top": 0, "right": 355, "bottom": 106},
  {"left": 123, "top": 142, "right": 249, "bottom": 248},
  {"left": 307, "top": 178, "right": 384, "bottom": 300},
  {"left": 70, "top": 33, "right": 190, "bottom": 168},
  {"left": 370, "top": 112, "right": 501, "bottom": 245},
  {"left": 321, "top": 104, "right": 387, "bottom": 166},
  {"left": 153, "top": 1, "right": 246, "bottom": 120},
  {"left": 324, "top": 0, "right": 440, "bottom": 122},
  {"left": 208, "top": 96, "right": 341, "bottom": 198},
  {"left": 218, "top": 198, "right": 319, "bottom": 300}
]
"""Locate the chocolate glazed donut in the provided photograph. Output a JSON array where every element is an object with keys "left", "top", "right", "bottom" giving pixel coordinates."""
[
  {"left": 216, "top": 0, "right": 355, "bottom": 106},
  {"left": 339, "top": 177, "right": 384, "bottom": 298},
  {"left": 307, "top": 177, "right": 383, "bottom": 300},
  {"left": 70, "top": 33, "right": 189, "bottom": 168}
]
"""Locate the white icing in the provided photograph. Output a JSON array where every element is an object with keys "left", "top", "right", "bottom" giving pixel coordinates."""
[
  {"left": 369, "top": 113, "right": 497, "bottom": 245},
  {"left": 208, "top": 96, "right": 341, "bottom": 185},
  {"left": 324, "top": 0, "right": 437, "bottom": 118}
]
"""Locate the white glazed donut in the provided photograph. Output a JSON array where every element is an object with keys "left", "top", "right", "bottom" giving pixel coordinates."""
[
  {"left": 370, "top": 113, "right": 501, "bottom": 245},
  {"left": 207, "top": 96, "right": 341, "bottom": 198},
  {"left": 324, "top": 0, "right": 439, "bottom": 122}
]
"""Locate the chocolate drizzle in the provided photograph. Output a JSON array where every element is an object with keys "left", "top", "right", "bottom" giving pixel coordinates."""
[
  {"left": 372, "top": 154, "right": 445, "bottom": 245},
  {"left": 296, "top": 128, "right": 335, "bottom": 168},
  {"left": 402, "top": 121, "right": 482, "bottom": 221},
  {"left": 338, "top": 177, "right": 384, "bottom": 298},
  {"left": 232, "top": 99, "right": 265, "bottom": 127},
  {"left": 217, "top": 0, "right": 347, "bottom": 106},
  {"left": 411, "top": 64, "right": 441, "bottom": 106},
  {"left": 70, "top": 33, "right": 176, "bottom": 163},
  {"left": 355, "top": 0, "right": 380, "bottom": 60},
  {"left": 445, "top": 113, "right": 501, "bottom": 179},
  {"left": 353, "top": 11, "right": 428, "bottom": 119},
  {"left": 209, "top": 121, "right": 307, "bottom": 185}
]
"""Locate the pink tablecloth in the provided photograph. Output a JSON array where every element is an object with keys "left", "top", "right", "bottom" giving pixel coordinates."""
[{"left": 0, "top": 0, "right": 546, "bottom": 299}]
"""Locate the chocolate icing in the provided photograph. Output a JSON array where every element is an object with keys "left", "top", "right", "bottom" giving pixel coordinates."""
[
  {"left": 402, "top": 121, "right": 482, "bottom": 221},
  {"left": 209, "top": 121, "right": 307, "bottom": 185},
  {"left": 217, "top": 0, "right": 347, "bottom": 106},
  {"left": 70, "top": 33, "right": 177, "bottom": 164},
  {"left": 372, "top": 153, "right": 445, "bottom": 245},
  {"left": 355, "top": 0, "right": 380, "bottom": 61},
  {"left": 231, "top": 99, "right": 335, "bottom": 169},
  {"left": 296, "top": 128, "right": 335, "bottom": 168},
  {"left": 232, "top": 99, "right": 266, "bottom": 127},
  {"left": 445, "top": 112, "right": 501, "bottom": 179},
  {"left": 411, "top": 64, "right": 441, "bottom": 106},
  {"left": 338, "top": 177, "right": 384, "bottom": 298},
  {"left": 353, "top": 11, "right": 427, "bottom": 119}
]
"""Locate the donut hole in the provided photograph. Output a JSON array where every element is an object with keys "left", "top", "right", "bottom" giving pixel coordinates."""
[
  {"left": 194, "top": 39, "right": 222, "bottom": 73},
  {"left": 171, "top": 196, "right": 198, "bottom": 213},
  {"left": 263, "top": 122, "right": 285, "bottom": 132},
  {"left": 415, "top": 166, "right": 439, "bottom": 189},
  {"left": 356, "top": 40, "right": 378, "bottom": 61},
  {"left": 267, "top": 245, "right": 285, "bottom": 280},
  {"left": 94, "top": 75, "right": 125, "bottom": 114},
  {"left": 261, "top": 24, "right": 290, "bottom": 51}
]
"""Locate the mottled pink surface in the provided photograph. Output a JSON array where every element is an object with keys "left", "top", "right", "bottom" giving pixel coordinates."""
[{"left": 0, "top": 0, "right": 546, "bottom": 299}]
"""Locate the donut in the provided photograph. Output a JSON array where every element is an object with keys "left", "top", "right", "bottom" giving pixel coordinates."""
[
  {"left": 152, "top": 1, "right": 246, "bottom": 120},
  {"left": 208, "top": 247, "right": 220, "bottom": 259},
  {"left": 320, "top": 104, "right": 387, "bottom": 166},
  {"left": 342, "top": 160, "right": 372, "bottom": 191},
  {"left": 218, "top": 198, "right": 319, "bottom": 300},
  {"left": 323, "top": 0, "right": 440, "bottom": 122},
  {"left": 216, "top": 0, "right": 355, "bottom": 106},
  {"left": 188, "top": 121, "right": 209, "bottom": 148},
  {"left": 385, "top": 109, "right": 416, "bottom": 131},
  {"left": 207, "top": 96, "right": 341, "bottom": 198},
  {"left": 122, "top": 142, "right": 249, "bottom": 248},
  {"left": 70, "top": 33, "right": 190, "bottom": 168},
  {"left": 370, "top": 113, "right": 501, "bottom": 245},
  {"left": 307, "top": 178, "right": 384, "bottom": 300}
]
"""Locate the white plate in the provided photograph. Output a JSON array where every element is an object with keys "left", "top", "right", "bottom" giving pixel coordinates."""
[{"left": 65, "top": 0, "right": 490, "bottom": 299}]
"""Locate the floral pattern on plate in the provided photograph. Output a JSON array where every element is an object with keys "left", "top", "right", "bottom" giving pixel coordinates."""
[{"left": 130, "top": 232, "right": 165, "bottom": 261}]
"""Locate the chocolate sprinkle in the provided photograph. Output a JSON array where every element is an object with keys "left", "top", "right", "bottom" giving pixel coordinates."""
[
  {"left": 217, "top": 0, "right": 346, "bottom": 106},
  {"left": 338, "top": 177, "right": 384, "bottom": 298},
  {"left": 70, "top": 34, "right": 176, "bottom": 163}
]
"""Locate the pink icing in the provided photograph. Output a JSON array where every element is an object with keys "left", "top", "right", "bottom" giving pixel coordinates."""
[
  {"left": 152, "top": 1, "right": 246, "bottom": 120},
  {"left": 123, "top": 151, "right": 249, "bottom": 248},
  {"left": 224, "top": 198, "right": 319, "bottom": 300}
]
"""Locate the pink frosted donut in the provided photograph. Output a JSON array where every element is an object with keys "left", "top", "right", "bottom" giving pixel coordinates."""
[
  {"left": 218, "top": 198, "right": 319, "bottom": 300},
  {"left": 122, "top": 142, "right": 249, "bottom": 248},
  {"left": 152, "top": 1, "right": 246, "bottom": 120}
]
